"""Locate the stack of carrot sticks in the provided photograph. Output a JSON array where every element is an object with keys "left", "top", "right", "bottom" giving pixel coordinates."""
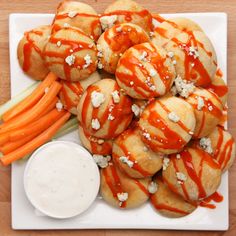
[{"left": 0, "top": 72, "right": 71, "bottom": 166}]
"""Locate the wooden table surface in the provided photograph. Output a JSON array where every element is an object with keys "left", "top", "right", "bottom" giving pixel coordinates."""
[{"left": 0, "top": 0, "right": 236, "bottom": 235}]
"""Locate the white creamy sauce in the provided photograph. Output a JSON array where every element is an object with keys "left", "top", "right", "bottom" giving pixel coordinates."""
[{"left": 24, "top": 141, "right": 100, "bottom": 219}]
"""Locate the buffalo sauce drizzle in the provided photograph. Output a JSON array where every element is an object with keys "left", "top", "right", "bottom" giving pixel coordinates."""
[
  {"left": 52, "top": 12, "right": 100, "bottom": 40},
  {"left": 199, "top": 192, "right": 223, "bottom": 209},
  {"left": 81, "top": 84, "right": 132, "bottom": 139},
  {"left": 113, "top": 129, "right": 152, "bottom": 177},
  {"left": 60, "top": 81, "right": 83, "bottom": 110},
  {"left": 115, "top": 43, "right": 173, "bottom": 98},
  {"left": 141, "top": 100, "right": 190, "bottom": 151},
  {"left": 43, "top": 28, "right": 96, "bottom": 81},
  {"left": 23, "top": 30, "right": 44, "bottom": 72},
  {"left": 213, "top": 126, "right": 234, "bottom": 170}
]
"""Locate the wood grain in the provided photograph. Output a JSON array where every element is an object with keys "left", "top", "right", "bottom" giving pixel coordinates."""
[{"left": 0, "top": 0, "right": 236, "bottom": 235}]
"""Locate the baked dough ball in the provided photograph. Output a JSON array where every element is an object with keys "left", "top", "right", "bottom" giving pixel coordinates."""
[
  {"left": 59, "top": 71, "right": 101, "bottom": 114},
  {"left": 152, "top": 17, "right": 203, "bottom": 47},
  {"left": 100, "top": 161, "right": 151, "bottom": 209},
  {"left": 185, "top": 87, "right": 223, "bottom": 139},
  {"left": 150, "top": 176, "right": 197, "bottom": 218},
  {"left": 162, "top": 147, "right": 222, "bottom": 201},
  {"left": 97, "top": 23, "right": 150, "bottom": 74},
  {"left": 44, "top": 27, "right": 97, "bottom": 81},
  {"left": 164, "top": 31, "right": 217, "bottom": 87},
  {"left": 103, "top": 0, "right": 152, "bottom": 33},
  {"left": 138, "top": 96, "right": 196, "bottom": 154},
  {"left": 112, "top": 128, "right": 163, "bottom": 178},
  {"left": 77, "top": 78, "right": 133, "bottom": 139},
  {"left": 206, "top": 126, "right": 235, "bottom": 172},
  {"left": 78, "top": 125, "right": 113, "bottom": 155},
  {"left": 52, "top": 0, "right": 101, "bottom": 41},
  {"left": 116, "top": 43, "right": 176, "bottom": 99},
  {"left": 205, "top": 68, "right": 228, "bottom": 106},
  {"left": 17, "top": 25, "right": 51, "bottom": 80}
]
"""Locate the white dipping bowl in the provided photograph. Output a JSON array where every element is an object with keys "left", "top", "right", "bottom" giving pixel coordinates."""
[{"left": 24, "top": 141, "right": 100, "bottom": 219}]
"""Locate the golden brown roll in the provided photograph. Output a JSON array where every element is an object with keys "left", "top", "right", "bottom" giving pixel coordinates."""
[
  {"left": 150, "top": 176, "right": 197, "bottom": 218},
  {"left": 152, "top": 17, "right": 203, "bottom": 47},
  {"left": 164, "top": 30, "right": 217, "bottom": 87},
  {"left": 17, "top": 25, "right": 51, "bottom": 80},
  {"left": 112, "top": 128, "right": 163, "bottom": 178},
  {"left": 97, "top": 23, "right": 150, "bottom": 74},
  {"left": 115, "top": 42, "right": 176, "bottom": 99},
  {"left": 162, "top": 147, "right": 222, "bottom": 202},
  {"left": 185, "top": 87, "right": 223, "bottom": 138},
  {"left": 100, "top": 161, "right": 151, "bottom": 209},
  {"left": 59, "top": 71, "right": 101, "bottom": 114},
  {"left": 205, "top": 126, "right": 235, "bottom": 172},
  {"left": 138, "top": 96, "right": 196, "bottom": 154},
  {"left": 103, "top": 0, "right": 153, "bottom": 33},
  {"left": 77, "top": 78, "right": 133, "bottom": 139},
  {"left": 43, "top": 27, "right": 97, "bottom": 81},
  {"left": 52, "top": 0, "right": 101, "bottom": 41},
  {"left": 205, "top": 68, "right": 228, "bottom": 106},
  {"left": 78, "top": 125, "right": 113, "bottom": 155}
]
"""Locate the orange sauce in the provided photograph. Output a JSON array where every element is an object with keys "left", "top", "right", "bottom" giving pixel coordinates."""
[
  {"left": 23, "top": 30, "right": 44, "bottom": 72},
  {"left": 116, "top": 43, "right": 173, "bottom": 98},
  {"left": 199, "top": 192, "right": 223, "bottom": 209}
]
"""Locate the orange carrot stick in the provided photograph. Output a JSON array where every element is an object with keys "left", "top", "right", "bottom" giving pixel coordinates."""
[
  {"left": 9, "top": 109, "right": 66, "bottom": 141},
  {"left": 0, "top": 81, "right": 61, "bottom": 132},
  {"left": 1, "top": 112, "right": 71, "bottom": 166},
  {"left": 2, "top": 72, "right": 57, "bottom": 122}
]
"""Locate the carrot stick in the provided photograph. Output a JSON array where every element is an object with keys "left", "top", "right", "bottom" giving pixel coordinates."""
[
  {"left": 1, "top": 112, "right": 71, "bottom": 166},
  {"left": 9, "top": 109, "right": 66, "bottom": 141},
  {"left": 2, "top": 72, "right": 57, "bottom": 122},
  {"left": 0, "top": 81, "right": 61, "bottom": 132}
]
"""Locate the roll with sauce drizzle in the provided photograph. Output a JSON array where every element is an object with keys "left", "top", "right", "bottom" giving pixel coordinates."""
[
  {"left": 78, "top": 125, "right": 113, "bottom": 155},
  {"left": 43, "top": 27, "right": 97, "bottom": 81},
  {"left": 112, "top": 128, "right": 163, "bottom": 178},
  {"left": 77, "top": 79, "right": 133, "bottom": 139},
  {"left": 102, "top": 0, "right": 153, "bottom": 33},
  {"left": 59, "top": 71, "right": 101, "bottom": 114},
  {"left": 116, "top": 42, "right": 176, "bottom": 99},
  {"left": 206, "top": 126, "right": 235, "bottom": 172},
  {"left": 185, "top": 87, "right": 223, "bottom": 139},
  {"left": 164, "top": 30, "right": 217, "bottom": 87},
  {"left": 52, "top": 0, "right": 102, "bottom": 41},
  {"left": 162, "top": 147, "right": 222, "bottom": 202},
  {"left": 97, "top": 23, "right": 150, "bottom": 74},
  {"left": 100, "top": 161, "right": 151, "bottom": 209},
  {"left": 17, "top": 25, "right": 51, "bottom": 80},
  {"left": 205, "top": 68, "right": 228, "bottom": 106},
  {"left": 152, "top": 16, "right": 203, "bottom": 47},
  {"left": 138, "top": 96, "right": 196, "bottom": 154},
  {"left": 150, "top": 176, "right": 197, "bottom": 218}
]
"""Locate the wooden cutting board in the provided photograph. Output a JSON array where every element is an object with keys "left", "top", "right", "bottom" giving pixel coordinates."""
[{"left": 0, "top": 0, "right": 236, "bottom": 235}]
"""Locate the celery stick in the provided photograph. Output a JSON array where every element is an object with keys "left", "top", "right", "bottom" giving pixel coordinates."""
[
  {"left": 0, "top": 82, "right": 39, "bottom": 120},
  {"left": 54, "top": 116, "right": 78, "bottom": 135},
  {"left": 53, "top": 123, "right": 78, "bottom": 139}
]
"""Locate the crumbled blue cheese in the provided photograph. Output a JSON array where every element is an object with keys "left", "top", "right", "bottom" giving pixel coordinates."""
[
  {"left": 199, "top": 137, "right": 213, "bottom": 154},
  {"left": 91, "top": 91, "right": 105, "bottom": 108},
  {"left": 176, "top": 154, "right": 181, "bottom": 159},
  {"left": 56, "top": 41, "right": 61, "bottom": 47},
  {"left": 143, "top": 132, "right": 151, "bottom": 141},
  {"left": 117, "top": 192, "right": 128, "bottom": 202},
  {"left": 197, "top": 96, "right": 205, "bottom": 110},
  {"left": 56, "top": 101, "right": 63, "bottom": 111},
  {"left": 148, "top": 181, "right": 158, "bottom": 194},
  {"left": 176, "top": 172, "right": 187, "bottom": 184},
  {"left": 68, "top": 11, "right": 77, "bottom": 18},
  {"left": 188, "top": 46, "right": 199, "bottom": 59},
  {"left": 63, "top": 23, "right": 70, "bottom": 28},
  {"left": 111, "top": 90, "right": 120, "bottom": 103},
  {"left": 139, "top": 51, "right": 148, "bottom": 61},
  {"left": 83, "top": 54, "right": 92, "bottom": 69},
  {"left": 171, "top": 76, "right": 195, "bottom": 98},
  {"left": 91, "top": 118, "right": 100, "bottom": 130},
  {"left": 93, "top": 154, "right": 111, "bottom": 168},
  {"left": 108, "top": 114, "right": 115, "bottom": 121},
  {"left": 149, "top": 68, "right": 157, "bottom": 77},
  {"left": 168, "top": 112, "right": 180, "bottom": 122},
  {"left": 167, "top": 51, "right": 174, "bottom": 58},
  {"left": 100, "top": 15, "right": 117, "bottom": 30},
  {"left": 131, "top": 104, "right": 140, "bottom": 117},
  {"left": 119, "top": 156, "right": 134, "bottom": 168},
  {"left": 65, "top": 54, "right": 75, "bottom": 66},
  {"left": 162, "top": 157, "right": 170, "bottom": 171}
]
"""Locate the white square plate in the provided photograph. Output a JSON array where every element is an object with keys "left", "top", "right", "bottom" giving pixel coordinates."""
[{"left": 10, "top": 13, "right": 228, "bottom": 230}]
